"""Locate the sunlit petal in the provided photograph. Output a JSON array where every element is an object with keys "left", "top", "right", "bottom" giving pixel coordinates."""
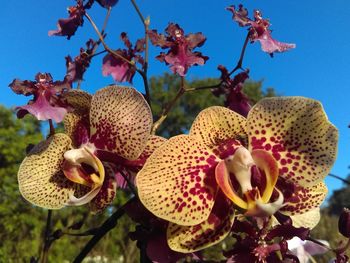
[
  {"left": 247, "top": 97, "right": 338, "bottom": 187},
  {"left": 190, "top": 106, "right": 247, "bottom": 150},
  {"left": 136, "top": 135, "right": 219, "bottom": 226},
  {"left": 167, "top": 191, "right": 235, "bottom": 252},
  {"left": 90, "top": 86, "right": 152, "bottom": 160},
  {"left": 18, "top": 133, "right": 75, "bottom": 209},
  {"left": 280, "top": 181, "right": 327, "bottom": 216}
]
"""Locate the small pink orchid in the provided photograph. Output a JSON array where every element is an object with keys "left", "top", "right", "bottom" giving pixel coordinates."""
[
  {"left": 48, "top": 0, "right": 87, "bottom": 40},
  {"left": 9, "top": 73, "right": 70, "bottom": 123},
  {"left": 136, "top": 97, "right": 338, "bottom": 252},
  {"left": 227, "top": 4, "right": 296, "bottom": 56},
  {"left": 102, "top": 33, "right": 145, "bottom": 83},
  {"left": 17, "top": 86, "right": 162, "bottom": 213},
  {"left": 65, "top": 39, "right": 97, "bottom": 84},
  {"left": 148, "top": 23, "right": 208, "bottom": 76}
]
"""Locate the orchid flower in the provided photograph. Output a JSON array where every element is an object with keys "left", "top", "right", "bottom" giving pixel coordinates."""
[
  {"left": 18, "top": 86, "right": 160, "bottom": 213},
  {"left": 136, "top": 97, "right": 338, "bottom": 252},
  {"left": 9, "top": 73, "right": 70, "bottom": 123},
  {"left": 148, "top": 23, "right": 208, "bottom": 76},
  {"left": 227, "top": 4, "right": 296, "bottom": 55},
  {"left": 287, "top": 237, "right": 329, "bottom": 263}
]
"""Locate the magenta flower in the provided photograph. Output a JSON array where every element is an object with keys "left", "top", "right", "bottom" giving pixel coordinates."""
[
  {"left": 9, "top": 73, "right": 70, "bottom": 123},
  {"left": 65, "top": 39, "right": 97, "bottom": 83},
  {"left": 102, "top": 33, "right": 145, "bottom": 83},
  {"left": 48, "top": 0, "right": 86, "bottom": 39},
  {"left": 148, "top": 23, "right": 208, "bottom": 76},
  {"left": 212, "top": 65, "right": 251, "bottom": 117},
  {"left": 96, "top": 0, "right": 119, "bottom": 8},
  {"left": 227, "top": 5, "right": 296, "bottom": 55}
]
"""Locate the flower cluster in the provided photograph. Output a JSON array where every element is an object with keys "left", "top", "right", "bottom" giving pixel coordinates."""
[{"left": 9, "top": 1, "right": 346, "bottom": 262}]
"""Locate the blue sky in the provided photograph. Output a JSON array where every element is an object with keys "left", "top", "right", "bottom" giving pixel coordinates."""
[{"left": 1, "top": 1, "right": 349, "bottom": 198}]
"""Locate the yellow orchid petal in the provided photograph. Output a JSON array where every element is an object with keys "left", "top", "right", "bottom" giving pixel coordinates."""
[
  {"left": 280, "top": 181, "right": 327, "bottom": 216},
  {"left": 289, "top": 208, "right": 321, "bottom": 229},
  {"left": 190, "top": 106, "right": 247, "bottom": 151},
  {"left": 247, "top": 97, "right": 338, "bottom": 187},
  {"left": 18, "top": 133, "right": 76, "bottom": 209},
  {"left": 167, "top": 191, "right": 235, "bottom": 252},
  {"left": 136, "top": 135, "right": 220, "bottom": 226},
  {"left": 89, "top": 86, "right": 152, "bottom": 160}
]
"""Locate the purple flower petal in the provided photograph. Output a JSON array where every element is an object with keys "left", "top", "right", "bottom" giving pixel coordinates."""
[
  {"left": 102, "top": 52, "right": 136, "bottom": 83},
  {"left": 96, "top": 0, "right": 119, "bottom": 8},
  {"left": 255, "top": 31, "right": 296, "bottom": 54},
  {"left": 48, "top": 2, "right": 85, "bottom": 40},
  {"left": 148, "top": 23, "right": 208, "bottom": 76},
  {"left": 18, "top": 91, "right": 67, "bottom": 122}
]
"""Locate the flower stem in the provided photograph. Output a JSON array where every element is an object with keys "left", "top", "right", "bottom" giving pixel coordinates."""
[
  {"left": 48, "top": 120, "right": 55, "bottom": 137},
  {"left": 329, "top": 173, "right": 350, "bottom": 185},
  {"left": 101, "top": 7, "right": 112, "bottom": 35},
  {"left": 85, "top": 12, "right": 135, "bottom": 67},
  {"left": 151, "top": 77, "right": 186, "bottom": 134},
  {"left": 72, "top": 197, "right": 137, "bottom": 263},
  {"left": 130, "top": 0, "right": 152, "bottom": 109},
  {"left": 39, "top": 210, "right": 52, "bottom": 263},
  {"left": 185, "top": 31, "right": 250, "bottom": 92}
]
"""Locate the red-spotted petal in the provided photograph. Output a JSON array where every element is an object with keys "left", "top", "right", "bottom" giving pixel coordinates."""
[
  {"left": 247, "top": 97, "right": 338, "bottom": 187},
  {"left": 90, "top": 163, "right": 117, "bottom": 213},
  {"left": 136, "top": 135, "right": 220, "bottom": 226},
  {"left": 279, "top": 180, "right": 327, "bottom": 216},
  {"left": 18, "top": 133, "right": 76, "bottom": 209},
  {"left": 190, "top": 106, "right": 247, "bottom": 150},
  {"left": 63, "top": 90, "right": 92, "bottom": 147},
  {"left": 289, "top": 208, "right": 321, "bottom": 229},
  {"left": 167, "top": 191, "right": 235, "bottom": 252},
  {"left": 124, "top": 135, "right": 167, "bottom": 170},
  {"left": 90, "top": 86, "right": 152, "bottom": 160}
]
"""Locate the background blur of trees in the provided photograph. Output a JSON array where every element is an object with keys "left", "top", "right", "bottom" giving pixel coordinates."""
[{"left": 0, "top": 74, "right": 348, "bottom": 262}]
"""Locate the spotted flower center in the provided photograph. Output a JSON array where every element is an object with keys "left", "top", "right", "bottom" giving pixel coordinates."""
[
  {"left": 215, "top": 146, "right": 283, "bottom": 215},
  {"left": 62, "top": 145, "right": 105, "bottom": 206}
]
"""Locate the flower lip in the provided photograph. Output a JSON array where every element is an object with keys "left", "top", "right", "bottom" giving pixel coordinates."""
[
  {"left": 215, "top": 146, "right": 281, "bottom": 215},
  {"left": 62, "top": 145, "right": 105, "bottom": 206}
]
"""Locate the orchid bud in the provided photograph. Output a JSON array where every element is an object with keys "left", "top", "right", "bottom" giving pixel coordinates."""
[{"left": 338, "top": 208, "right": 350, "bottom": 238}]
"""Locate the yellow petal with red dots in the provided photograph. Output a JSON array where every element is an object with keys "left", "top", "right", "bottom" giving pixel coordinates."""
[
  {"left": 18, "top": 133, "right": 76, "bottom": 209},
  {"left": 190, "top": 106, "right": 247, "bottom": 151},
  {"left": 280, "top": 181, "right": 327, "bottom": 216},
  {"left": 89, "top": 86, "right": 152, "bottom": 160},
  {"left": 247, "top": 97, "right": 338, "bottom": 187},
  {"left": 289, "top": 208, "right": 321, "bottom": 229},
  {"left": 167, "top": 191, "right": 235, "bottom": 252},
  {"left": 136, "top": 135, "right": 220, "bottom": 226}
]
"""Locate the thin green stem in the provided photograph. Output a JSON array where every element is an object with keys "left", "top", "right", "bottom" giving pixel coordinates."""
[
  {"left": 40, "top": 210, "right": 52, "bottom": 263},
  {"left": 130, "top": 0, "right": 146, "bottom": 26},
  {"left": 85, "top": 12, "right": 135, "bottom": 67},
  {"left": 73, "top": 197, "right": 137, "bottom": 263},
  {"left": 151, "top": 77, "right": 185, "bottom": 134},
  {"left": 101, "top": 7, "right": 112, "bottom": 35},
  {"left": 329, "top": 173, "right": 350, "bottom": 185}
]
